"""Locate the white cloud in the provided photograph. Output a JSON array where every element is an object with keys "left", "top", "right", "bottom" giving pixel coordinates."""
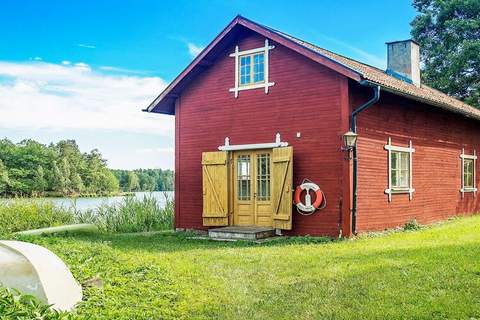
[
  {"left": 136, "top": 147, "right": 175, "bottom": 154},
  {"left": 33, "top": 56, "right": 43, "bottom": 61},
  {"left": 99, "top": 65, "right": 149, "bottom": 75},
  {"left": 77, "top": 43, "right": 96, "bottom": 49},
  {"left": 0, "top": 60, "right": 173, "bottom": 136},
  {"left": 187, "top": 42, "right": 204, "bottom": 58},
  {"left": 61, "top": 60, "right": 71, "bottom": 65}
]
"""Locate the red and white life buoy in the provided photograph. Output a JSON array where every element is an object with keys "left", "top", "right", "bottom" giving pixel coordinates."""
[{"left": 294, "top": 180, "right": 326, "bottom": 215}]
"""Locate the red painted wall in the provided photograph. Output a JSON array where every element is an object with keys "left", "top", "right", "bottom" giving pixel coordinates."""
[
  {"left": 174, "top": 28, "right": 479, "bottom": 236},
  {"left": 351, "top": 82, "right": 480, "bottom": 232},
  {"left": 176, "top": 30, "right": 348, "bottom": 236}
]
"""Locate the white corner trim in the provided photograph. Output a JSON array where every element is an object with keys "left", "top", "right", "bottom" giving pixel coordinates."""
[
  {"left": 384, "top": 137, "right": 415, "bottom": 202},
  {"left": 218, "top": 133, "right": 288, "bottom": 151},
  {"left": 229, "top": 39, "right": 275, "bottom": 98},
  {"left": 460, "top": 148, "right": 477, "bottom": 198}
]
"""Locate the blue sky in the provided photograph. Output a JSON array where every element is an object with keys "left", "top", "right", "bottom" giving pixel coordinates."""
[{"left": 0, "top": 0, "right": 416, "bottom": 169}]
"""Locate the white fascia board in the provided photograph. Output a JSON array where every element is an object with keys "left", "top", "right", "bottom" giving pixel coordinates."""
[{"left": 219, "top": 142, "right": 288, "bottom": 151}]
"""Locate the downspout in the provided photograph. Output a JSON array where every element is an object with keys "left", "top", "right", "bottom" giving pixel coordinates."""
[{"left": 350, "top": 80, "right": 381, "bottom": 235}]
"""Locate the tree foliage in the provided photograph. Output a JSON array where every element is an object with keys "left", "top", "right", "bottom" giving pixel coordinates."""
[
  {"left": 112, "top": 169, "right": 174, "bottom": 192},
  {"left": 0, "top": 139, "right": 118, "bottom": 196},
  {"left": 411, "top": 0, "right": 480, "bottom": 108}
]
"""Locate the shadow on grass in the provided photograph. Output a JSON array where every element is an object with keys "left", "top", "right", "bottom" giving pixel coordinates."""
[{"left": 13, "top": 230, "right": 336, "bottom": 253}]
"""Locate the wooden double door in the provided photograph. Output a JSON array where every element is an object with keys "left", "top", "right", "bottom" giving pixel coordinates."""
[
  {"left": 201, "top": 146, "right": 293, "bottom": 230},
  {"left": 233, "top": 150, "right": 273, "bottom": 227}
]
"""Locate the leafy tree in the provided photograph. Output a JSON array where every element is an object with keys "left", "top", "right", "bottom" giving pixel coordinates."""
[
  {"left": 0, "top": 138, "right": 172, "bottom": 196},
  {"left": 51, "top": 161, "right": 65, "bottom": 193},
  {"left": 33, "top": 165, "right": 46, "bottom": 194},
  {"left": 126, "top": 171, "right": 140, "bottom": 191},
  {"left": 0, "top": 160, "right": 9, "bottom": 194},
  {"left": 111, "top": 169, "right": 174, "bottom": 192},
  {"left": 411, "top": 0, "right": 480, "bottom": 108}
]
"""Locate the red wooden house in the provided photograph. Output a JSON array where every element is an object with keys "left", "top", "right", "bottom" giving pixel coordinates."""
[{"left": 145, "top": 16, "right": 480, "bottom": 237}]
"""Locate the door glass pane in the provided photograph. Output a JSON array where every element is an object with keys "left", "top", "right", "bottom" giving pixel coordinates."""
[
  {"left": 237, "top": 155, "right": 250, "bottom": 200},
  {"left": 256, "top": 153, "right": 271, "bottom": 201}
]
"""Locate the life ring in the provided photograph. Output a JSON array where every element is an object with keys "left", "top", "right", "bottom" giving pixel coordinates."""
[{"left": 294, "top": 181, "right": 325, "bottom": 214}]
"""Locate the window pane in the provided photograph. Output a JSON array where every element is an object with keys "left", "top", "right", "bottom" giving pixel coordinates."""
[
  {"left": 391, "top": 152, "right": 398, "bottom": 170},
  {"left": 464, "top": 159, "right": 474, "bottom": 188},
  {"left": 256, "top": 153, "right": 271, "bottom": 201},
  {"left": 239, "top": 55, "right": 251, "bottom": 86},
  {"left": 253, "top": 53, "right": 265, "bottom": 83},
  {"left": 391, "top": 151, "right": 410, "bottom": 189},
  {"left": 237, "top": 155, "right": 251, "bottom": 200},
  {"left": 391, "top": 169, "right": 398, "bottom": 186}
]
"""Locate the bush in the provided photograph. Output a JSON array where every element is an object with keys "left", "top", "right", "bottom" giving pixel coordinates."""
[
  {"left": 77, "top": 193, "right": 174, "bottom": 233},
  {"left": 0, "top": 287, "right": 73, "bottom": 319},
  {"left": 403, "top": 218, "right": 422, "bottom": 231},
  {"left": 0, "top": 199, "right": 74, "bottom": 236}
]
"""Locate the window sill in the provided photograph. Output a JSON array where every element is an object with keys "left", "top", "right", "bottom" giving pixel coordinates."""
[
  {"left": 230, "top": 81, "right": 275, "bottom": 94},
  {"left": 461, "top": 188, "right": 477, "bottom": 193},
  {"left": 385, "top": 188, "right": 415, "bottom": 201},
  {"left": 385, "top": 188, "right": 415, "bottom": 194}
]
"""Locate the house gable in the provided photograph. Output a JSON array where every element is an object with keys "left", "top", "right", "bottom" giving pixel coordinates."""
[{"left": 144, "top": 15, "right": 361, "bottom": 115}]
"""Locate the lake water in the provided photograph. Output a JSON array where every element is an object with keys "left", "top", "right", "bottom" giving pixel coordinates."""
[{"left": 2, "top": 191, "right": 174, "bottom": 212}]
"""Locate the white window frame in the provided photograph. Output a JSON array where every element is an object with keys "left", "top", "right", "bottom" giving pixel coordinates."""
[
  {"left": 384, "top": 138, "right": 415, "bottom": 202},
  {"left": 229, "top": 39, "right": 275, "bottom": 98},
  {"left": 460, "top": 148, "right": 477, "bottom": 197}
]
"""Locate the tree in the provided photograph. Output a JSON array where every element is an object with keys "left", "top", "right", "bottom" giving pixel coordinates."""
[
  {"left": 51, "top": 161, "right": 65, "bottom": 193},
  {"left": 33, "top": 165, "right": 46, "bottom": 194},
  {"left": 411, "top": 0, "right": 480, "bottom": 108},
  {"left": 0, "top": 160, "right": 9, "bottom": 194},
  {"left": 126, "top": 171, "right": 140, "bottom": 191}
]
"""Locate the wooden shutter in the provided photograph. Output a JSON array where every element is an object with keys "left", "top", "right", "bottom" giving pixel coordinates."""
[
  {"left": 202, "top": 151, "right": 229, "bottom": 226},
  {"left": 272, "top": 146, "right": 293, "bottom": 230}
]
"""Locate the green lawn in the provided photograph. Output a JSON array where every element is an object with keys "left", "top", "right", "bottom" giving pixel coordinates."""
[{"left": 15, "top": 215, "right": 480, "bottom": 319}]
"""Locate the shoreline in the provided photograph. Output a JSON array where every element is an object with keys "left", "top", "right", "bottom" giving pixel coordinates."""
[{"left": 0, "top": 190, "right": 174, "bottom": 200}]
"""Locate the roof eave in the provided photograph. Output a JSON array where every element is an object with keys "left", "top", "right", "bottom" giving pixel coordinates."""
[{"left": 378, "top": 85, "right": 480, "bottom": 122}]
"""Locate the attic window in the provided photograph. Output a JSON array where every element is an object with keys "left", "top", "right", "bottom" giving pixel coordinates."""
[{"left": 229, "top": 39, "right": 275, "bottom": 98}]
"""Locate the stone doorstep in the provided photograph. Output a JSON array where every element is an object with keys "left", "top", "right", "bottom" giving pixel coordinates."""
[{"left": 208, "top": 226, "right": 275, "bottom": 241}]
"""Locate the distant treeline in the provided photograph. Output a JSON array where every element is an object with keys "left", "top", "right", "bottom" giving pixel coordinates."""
[
  {"left": 111, "top": 169, "right": 174, "bottom": 192},
  {"left": 0, "top": 138, "right": 173, "bottom": 197}
]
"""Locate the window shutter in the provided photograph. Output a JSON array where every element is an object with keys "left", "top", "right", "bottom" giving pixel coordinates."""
[
  {"left": 272, "top": 146, "right": 293, "bottom": 230},
  {"left": 202, "top": 151, "right": 229, "bottom": 226}
]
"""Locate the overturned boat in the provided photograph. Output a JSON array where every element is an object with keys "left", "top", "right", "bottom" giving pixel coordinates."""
[{"left": 0, "top": 240, "right": 82, "bottom": 311}]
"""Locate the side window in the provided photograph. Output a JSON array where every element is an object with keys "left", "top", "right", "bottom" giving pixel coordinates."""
[
  {"left": 460, "top": 149, "right": 477, "bottom": 197},
  {"left": 384, "top": 138, "right": 415, "bottom": 202},
  {"left": 229, "top": 39, "right": 275, "bottom": 97},
  {"left": 391, "top": 151, "right": 410, "bottom": 190}
]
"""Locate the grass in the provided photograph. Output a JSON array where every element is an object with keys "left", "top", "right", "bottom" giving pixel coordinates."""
[
  {"left": 0, "top": 194, "right": 174, "bottom": 236},
  {"left": 0, "top": 199, "right": 74, "bottom": 236},
  {"left": 6, "top": 215, "right": 480, "bottom": 319},
  {"left": 0, "top": 287, "right": 73, "bottom": 320},
  {"left": 77, "top": 193, "right": 174, "bottom": 233}
]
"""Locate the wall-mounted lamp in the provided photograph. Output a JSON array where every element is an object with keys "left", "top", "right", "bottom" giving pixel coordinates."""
[{"left": 342, "top": 131, "right": 358, "bottom": 159}]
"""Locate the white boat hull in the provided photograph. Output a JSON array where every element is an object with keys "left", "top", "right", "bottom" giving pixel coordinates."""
[{"left": 0, "top": 240, "right": 82, "bottom": 311}]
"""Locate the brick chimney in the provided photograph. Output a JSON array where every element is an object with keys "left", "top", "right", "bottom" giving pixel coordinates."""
[{"left": 386, "top": 40, "right": 420, "bottom": 86}]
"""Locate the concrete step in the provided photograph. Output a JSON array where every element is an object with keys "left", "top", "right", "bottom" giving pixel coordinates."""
[{"left": 208, "top": 226, "right": 275, "bottom": 241}]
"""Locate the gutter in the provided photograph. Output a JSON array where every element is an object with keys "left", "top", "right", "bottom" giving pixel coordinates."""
[{"left": 350, "top": 80, "right": 381, "bottom": 235}]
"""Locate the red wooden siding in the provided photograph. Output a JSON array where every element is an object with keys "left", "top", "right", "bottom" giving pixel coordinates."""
[
  {"left": 351, "top": 83, "right": 480, "bottom": 232},
  {"left": 176, "top": 30, "right": 347, "bottom": 236}
]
